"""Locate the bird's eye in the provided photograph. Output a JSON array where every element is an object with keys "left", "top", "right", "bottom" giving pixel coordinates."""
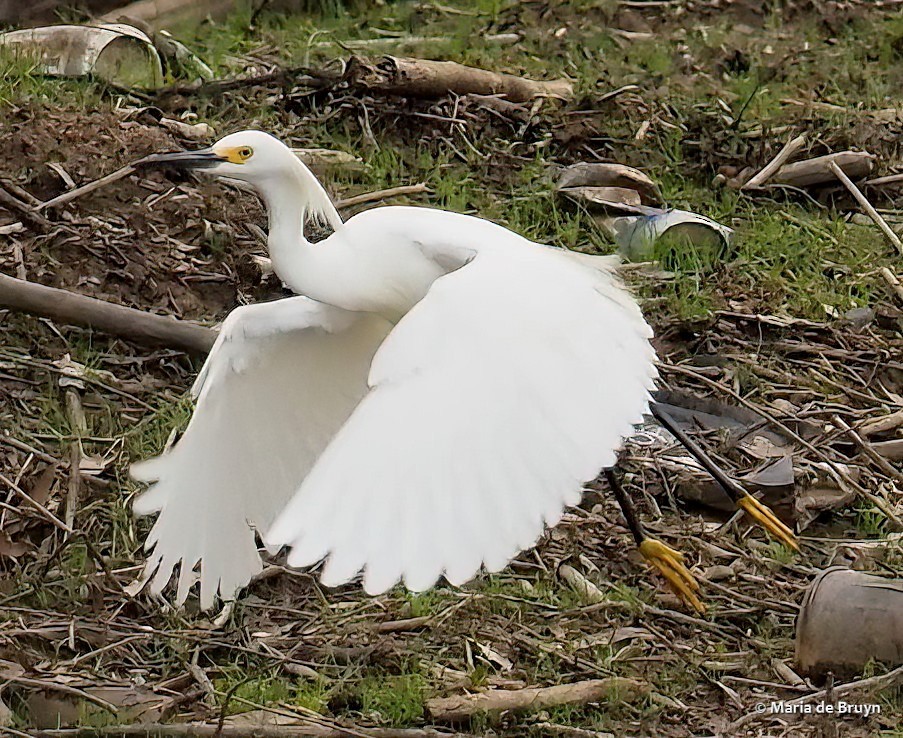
[{"left": 238, "top": 147, "right": 253, "bottom": 160}]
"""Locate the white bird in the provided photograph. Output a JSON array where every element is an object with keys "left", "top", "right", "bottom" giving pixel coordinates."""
[{"left": 132, "top": 131, "right": 794, "bottom": 613}]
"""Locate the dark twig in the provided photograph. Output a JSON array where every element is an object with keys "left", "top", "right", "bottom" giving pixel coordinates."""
[{"left": 0, "top": 183, "right": 53, "bottom": 231}]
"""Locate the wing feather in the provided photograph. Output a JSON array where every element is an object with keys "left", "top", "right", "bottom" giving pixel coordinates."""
[
  {"left": 131, "top": 296, "right": 391, "bottom": 607},
  {"left": 266, "top": 247, "right": 656, "bottom": 594}
]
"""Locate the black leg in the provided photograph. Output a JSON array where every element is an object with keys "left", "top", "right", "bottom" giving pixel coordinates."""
[
  {"left": 649, "top": 402, "right": 747, "bottom": 503},
  {"left": 649, "top": 401, "right": 799, "bottom": 551},
  {"left": 604, "top": 467, "right": 705, "bottom": 613},
  {"left": 604, "top": 468, "right": 646, "bottom": 546}
]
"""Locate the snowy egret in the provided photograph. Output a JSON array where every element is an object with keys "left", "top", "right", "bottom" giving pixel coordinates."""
[{"left": 133, "top": 130, "right": 796, "bottom": 613}]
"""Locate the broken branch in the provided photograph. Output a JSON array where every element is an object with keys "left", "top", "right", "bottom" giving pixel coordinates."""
[
  {"left": 880, "top": 267, "right": 903, "bottom": 305},
  {"left": 33, "top": 723, "right": 470, "bottom": 737},
  {"left": 742, "top": 133, "right": 808, "bottom": 190},
  {"left": 772, "top": 151, "right": 874, "bottom": 189},
  {"left": 334, "top": 183, "right": 429, "bottom": 209},
  {"left": 345, "top": 56, "right": 572, "bottom": 102},
  {"left": 0, "top": 272, "right": 215, "bottom": 355},
  {"left": 426, "top": 677, "right": 648, "bottom": 722},
  {"left": 38, "top": 164, "right": 137, "bottom": 211},
  {"left": 0, "top": 184, "right": 53, "bottom": 231},
  {"left": 829, "top": 160, "right": 903, "bottom": 255}
]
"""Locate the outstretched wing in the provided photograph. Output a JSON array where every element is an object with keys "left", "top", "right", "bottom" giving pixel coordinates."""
[
  {"left": 131, "top": 296, "right": 392, "bottom": 609},
  {"left": 265, "top": 247, "right": 657, "bottom": 594}
]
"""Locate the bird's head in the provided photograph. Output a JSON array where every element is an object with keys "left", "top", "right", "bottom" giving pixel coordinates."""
[{"left": 138, "top": 130, "right": 294, "bottom": 185}]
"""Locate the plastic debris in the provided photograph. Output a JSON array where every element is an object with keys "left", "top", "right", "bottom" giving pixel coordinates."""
[
  {"left": 607, "top": 209, "right": 734, "bottom": 264},
  {"left": 796, "top": 567, "right": 903, "bottom": 680},
  {"left": 0, "top": 23, "right": 163, "bottom": 88}
]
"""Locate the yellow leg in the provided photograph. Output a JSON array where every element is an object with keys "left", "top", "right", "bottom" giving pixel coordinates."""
[
  {"left": 639, "top": 538, "right": 705, "bottom": 614},
  {"left": 737, "top": 494, "right": 799, "bottom": 551}
]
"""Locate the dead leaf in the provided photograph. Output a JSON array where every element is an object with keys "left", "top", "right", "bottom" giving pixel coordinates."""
[
  {"left": 28, "top": 465, "right": 57, "bottom": 506},
  {"left": 0, "top": 531, "right": 29, "bottom": 558},
  {"left": 740, "top": 455, "right": 795, "bottom": 487},
  {"left": 473, "top": 641, "right": 513, "bottom": 672},
  {"left": 795, "top": 484, "right": 857, "bottom": 531}
]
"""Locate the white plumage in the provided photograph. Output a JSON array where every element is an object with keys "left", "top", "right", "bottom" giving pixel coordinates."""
[{"left": 133, "top": 131, "right": 657, "bottom": 609}]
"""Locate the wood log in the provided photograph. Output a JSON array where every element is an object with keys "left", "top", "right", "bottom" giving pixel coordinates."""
[
  {"left": 0, "top": 272, "right": 215, "bottom": 355},
  {"left": 872, "top": 438, "right": 903, "bottom": 461},
  {"left": 31, "top": 723, "right": 471, "bottom": 737},
  {"left": 99, "top": 0, "right": 238, "bottom": 30},
  {"left": 345, "top": 56, "right": 572, "bottom": 103},
  {"left": 0, "top": 0, "right": 122, "bottom": 25},
  {"left": 426, "top": 677, "right": 648, "bottom": 722},
  {"left": 772, "top": 151, "right": 874, "bottom": 188},
  {"left": 859, "top": 409, "right": 903, "bottom": 437}
]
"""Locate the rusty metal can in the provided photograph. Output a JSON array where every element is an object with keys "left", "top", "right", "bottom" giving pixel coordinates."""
[{"left": 795, "top": 567, "right": 903, "bottom": 680}]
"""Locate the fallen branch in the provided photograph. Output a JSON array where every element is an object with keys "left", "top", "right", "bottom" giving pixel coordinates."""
[
  {"left": 872, "top": 438, "right": 903, "bottom": 461},
  {"left": 100, "top": 0, "right": 238, "bottom": 30},
  {"left": 829, "top": 159, "right": 903, "bottom": 255},
  {"left": 782, "top": 98, "right": 901, "bottom": 124},
  {"left": 0, "top": 272, "right": 215, "bottom": 355},
  {"left": 313, "top": 33, "right": 519, "bottom": 50},
  {"left": 772, "top": 151, "right": 874, "bottom": 188},
  {"left": 863, "top": 172, "right": 903, "bottom": 188},
  {"left": 859, "top": 408, "right": 903, "bottom": 437},
  {"left": 34, "top": 723, "right": 471, "bottom": 737},
  {"left": 38, "top": 164, "right": 137, "bottom": 211},
  {"left": 0, "top": 184, "right": 53, "bottom": 231},
  {"left": 426, "top": 678, "right": 648, "bottom": 722},
  {"left": 880, "top": 267, "right": 903, "bottom": 305},
  {"left": 345, "top": 56, "right": 572, "bottom": 102},
  {"left": 335, "top": 183, "right": 429, "bottom": 209},
  {"left": 833, "top": 414, "right": 903, "bottom": 484},
  {"left": 729, "top": 663, "right": 903, "bottom": 731},
  {"left": 742, "top": 133, "right": 808, "bottom": 190}
]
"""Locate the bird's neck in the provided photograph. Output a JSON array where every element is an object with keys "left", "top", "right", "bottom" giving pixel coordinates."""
[{"left": 257, "top": 157, "right": 343, "bottom": 293}]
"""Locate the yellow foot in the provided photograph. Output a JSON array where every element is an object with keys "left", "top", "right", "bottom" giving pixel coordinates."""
[
  {"left": 737, "top": 494, "right": 799, "bottom": 551},
  {"left": 639, "top": 538, "right": 705, "bottom": 614}
]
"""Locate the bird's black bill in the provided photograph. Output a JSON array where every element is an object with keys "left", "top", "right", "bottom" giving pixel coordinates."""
[{"left": 135, "top": 148, "right": 225, "bottom": 170}]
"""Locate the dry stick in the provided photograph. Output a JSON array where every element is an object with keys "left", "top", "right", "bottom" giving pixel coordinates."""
[
  {"left": 38, "top": 164, "right": 137, "bottom": 211},
  {"left": 880, "top": 266, "right": 903, "bottom": 305},
  {"left": 859, "top": 408, "right": 903, "bottom": 437},
  {"left": 0, "top": 467, "right": 121, "bottom": 591},
  {"left": 833, "top": 414, "right": 903, "bottom": 484},
  {"left": 0, "top": 273, "right": 216, "bottom": 356},
  {"left": 864, "top": 172, "right": 903, "bottom": 187},
  {"left": 0, "top": 184, "right": 53, "bottom": 231},
  {"left": 729, "top": 663, "right": 903, "bottom": 731},
  {"left": 2, "top": 179, "right": 42, "bottom": 207},
  {"left": 334, "top": 183, "right": 429, "bottom": 209},
  {"left": 0, "top": 470, "right": 72, "bottom": 534},
  {"left": 64, "top": 388, "right": 86, "bottom": 532},
  {"left": 774, "top": 150, "right": 874, "bottom": 188},
  {"left": 0, "top": 434, "right": 57, "bottom": 464},
  {"left": 426, "top": 677, "right": 648, "bottom": 722},
  {"left": 346, "top": 55, "right": 573, "bottom": 102},
  {"left": 742, "top": 133, "right": 808, "bottom": 190},
  {"left": 661, "top": 363, "right": 903, "bottom": 529},
  {"left": 829, "top": 159, "right": 903, "bottom": 255},
  {"left": 1, "top": 675, "right": 118, "bottom": 714},
  {"left": 33, "top": 728, "right": 471, "bottom": 738},
  {"left": 313, "top": 33, "right": 520, "bottom": 49}
]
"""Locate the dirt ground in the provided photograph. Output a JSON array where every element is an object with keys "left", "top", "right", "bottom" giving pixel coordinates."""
[{"left": 1, "top": 1, "right": 903, "bottom": 737}]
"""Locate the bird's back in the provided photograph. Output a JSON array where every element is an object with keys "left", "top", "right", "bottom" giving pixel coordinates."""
[{"left": 326, "top": 205, "right": 626, "bottom": 319}]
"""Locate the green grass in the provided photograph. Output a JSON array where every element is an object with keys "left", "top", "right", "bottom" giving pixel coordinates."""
[
  {"left": 359, "top": 673, "right": 427, "bottom": 727},
  {"left": 0, "top": 45, "right": 102, "bottom": 108}
]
